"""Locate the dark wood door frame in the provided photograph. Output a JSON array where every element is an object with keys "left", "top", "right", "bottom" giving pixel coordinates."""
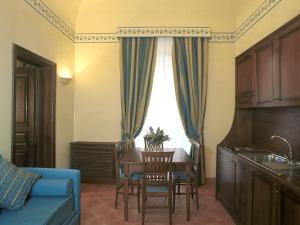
[{"left": 12, "top": 44, "right": 57, "bottom": 167}]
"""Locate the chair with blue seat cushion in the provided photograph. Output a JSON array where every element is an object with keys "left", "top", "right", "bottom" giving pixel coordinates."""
[
  {"left": 114, "top": 140, "right": 142, "bottom": 212},
  {"left": 141, "top": 151, "right": 174, "bottom": 225},
  {"left": 144, "top": 137, "right": 164, "bottom": 150},
  {"left": 172, "top": 139, "right": 200, "bottom": 214},
  {"left": 129, "top": 171, "right": 144, "bottom": 180}
]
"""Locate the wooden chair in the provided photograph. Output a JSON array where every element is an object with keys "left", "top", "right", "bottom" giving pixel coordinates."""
[
  {"left": 144, "top": 138, "right": 164, "bottom": 150},
  {"left": 172, "top": 140, "right": 200, "bottom": 214},
  {"left": 114, "top": 140, "right": 142, "bottom": 212},
  {"left": 141, "top": 151, "right": 174, "bottom": 225}
]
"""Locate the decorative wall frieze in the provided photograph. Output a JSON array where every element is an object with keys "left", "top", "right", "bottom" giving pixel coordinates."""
[
  {"left": 234, "top": 0, "right": 282, "bottom": 40},
  {"left": 75, "top": 33, "right": 118, "bottom": 43},
  {"left": 117, "top": 27, "right": 211, "bottom": 37},
  {"left": 24, "top": 0, "right": 75, "bottom": 41},
  {"left": 24, "top": 0, "right": 282, "bottom": 43},
  {"left": 209, "top": 32, "right": 235, "bottom": 43}
]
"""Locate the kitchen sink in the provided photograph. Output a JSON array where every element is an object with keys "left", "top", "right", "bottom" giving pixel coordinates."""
[
  {"left": 239, "top": 153, "right": 288, "bottom": 163},
  {"left": 238, "top": 152, "right": 300, "bottom": 176}
]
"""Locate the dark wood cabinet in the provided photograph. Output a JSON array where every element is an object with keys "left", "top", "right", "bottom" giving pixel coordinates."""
[
  {"left": 71, "top": 142, "right": 116, "bottom": 184},
  {"left": 218, "top": 148, "right": 235, "bottom": 214},
  {"left": 219, "top": 14, "right": 300, "bottom": 225},
  {"left": 236, "top": 53, "right": 255, "bottom": 107},
  {"left": 217, "top": 147, "right": 300, "bottom": 225},
  {"left": 236, "top": 15, "right": 300, "bottom": 108},
  {"left": 255, "top": 40, "right": 274, "bottom": 104},
  {"left": 251, "top": 173, "right": 275, "bottom": 225},
  {"left": 234, "top": 160, "right": 252, "bottom": 225},
  {"left": 278, "top": 188, "right": 300, "bottom": 225},
  {"left": 277, "top": 20, "right": 300, "bottom": 103}
]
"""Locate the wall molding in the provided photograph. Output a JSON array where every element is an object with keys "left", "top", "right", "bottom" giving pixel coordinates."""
[
  {"left": 234, "top": 0, "right": 281, "bottom": 40},
  {"left": 75, "top": 33, "right": 118, "bottom": 43},
  {"left": 24, "top": 0, "right": 75, "bottom": 41},
  {"left": 210, "top": 32, "right": 236, "bottom": 43},
  {"left": 24, "top": 0, "right": 282, "bottom": 43},
  {"left": 117, "top": 27, "right": 211, "bottom": 37}
]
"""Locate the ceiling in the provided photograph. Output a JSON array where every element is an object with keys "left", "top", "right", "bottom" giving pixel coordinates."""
[{"left": 41, "top": 0, "right": 263, "bottom": 31}]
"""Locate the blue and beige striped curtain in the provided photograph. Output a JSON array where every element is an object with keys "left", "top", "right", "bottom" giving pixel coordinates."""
[
  {"left": 172, "top": 37, "right": 208, "bottom": 185},
  {"left": 120, "top": 37, "right": 158, "bottom": 148}
]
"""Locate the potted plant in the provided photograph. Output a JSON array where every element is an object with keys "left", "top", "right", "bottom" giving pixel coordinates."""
[{"left": 144, "top": 127, "right": 170, "bottom": 150}]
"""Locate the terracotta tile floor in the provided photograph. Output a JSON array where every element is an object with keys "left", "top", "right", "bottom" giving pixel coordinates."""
[{"left": 81, "top": 178, "right": 235, "bottom": 225}]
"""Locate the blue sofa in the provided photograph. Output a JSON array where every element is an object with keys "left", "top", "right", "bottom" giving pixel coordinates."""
[{"left": 0, "top": 168, "right": 80, "bottom": 225}]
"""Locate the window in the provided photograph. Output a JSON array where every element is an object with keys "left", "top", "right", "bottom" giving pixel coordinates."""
[{"left": 135, "top": 38, "right": 191, "bottom": 152}]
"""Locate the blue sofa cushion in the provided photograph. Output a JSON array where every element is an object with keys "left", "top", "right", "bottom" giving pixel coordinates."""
[
  {"left": 0, "top": 158, "right": 40, "bottom": 210},
  {"left": 31, "top": 178, "right": 73, "bottom": 197},
  {"left": 0, "top": 195, "right": 74, "bottom": 225}
]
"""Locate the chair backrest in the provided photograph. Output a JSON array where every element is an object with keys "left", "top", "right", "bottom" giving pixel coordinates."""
[
  {"left": 114, "top": 140, "right": 127, "bottom": 178},
  {"left": 144, "top": 138, "right": 164, "bottom": 150},
  {"left": 189, "top": 139, "right": 201, "bottom": 177},
  {"left": 142, "top": 151, "right": 174, "bottom": 185}
]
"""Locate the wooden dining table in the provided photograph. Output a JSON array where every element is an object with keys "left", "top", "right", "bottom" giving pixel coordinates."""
[{"left": 121, "top": 147, "right": 192, "bottom": 222}]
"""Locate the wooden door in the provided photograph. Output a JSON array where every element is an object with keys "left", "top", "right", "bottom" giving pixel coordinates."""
[
  {"left": 235, "top": 161, "right": 252, "bottom": 225},
  {"left": 13, "top": 45, "right": 56, "bottom": 168},
  {"left": 255, "top": 40, "right": 274, "bottom": 104},
  {"left": 36, "top": 67, "right": 56, "bottom": 167},
  {"left": 14, "top": 68, "right": 36, "bottom": 167},
  {"left": 252, "top": 173, "right": 275, "bottom": 225},
  {"left": 236, "top": 53, "right": 255, "bottom": 107},
  {"left": 277, "top": 19, "right": 300, "bottom": 103},
  {"left": 218, "top": 149, "right": 235, "bottom": 213}
]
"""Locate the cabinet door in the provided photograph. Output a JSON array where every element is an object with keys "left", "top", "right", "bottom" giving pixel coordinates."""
[
  {"left": 252, "top": 174, "right": 275, "bottom": 225},
  {"left": 218, "top": 149, "right": 235, "bottom": 213},
  {"left": 278, "top": 20, "right": 300, "bottom": 102},
  {"left": 236, "top": 53, "right": 255, "bottom": 107},
  {"left": 235, "top": 161, "right": 252, "bottom": 225},
  {"left": 277, "top": 188, "right": 300, "bottom": 225},
  {"left": 255, "top": 40, "right": 274, "bottom": 104}
]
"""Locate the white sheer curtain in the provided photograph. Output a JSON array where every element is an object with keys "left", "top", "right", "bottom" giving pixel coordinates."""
[{"left": 135, "top": 38, "right": 191, "bottom": 152}]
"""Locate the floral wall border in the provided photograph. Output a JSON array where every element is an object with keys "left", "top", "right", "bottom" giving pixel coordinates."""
[
  {"left": 24, "top": 0, "right": 75, "bottom": 41},
  {"left": 24, "top": 0, "right": 282, "bottom": 43},
  {"left": 234, "top": 0, "right": 281, "bottom": 40},
  {"left": 117, "top": 27, "right": 211, "bottom": 37}
]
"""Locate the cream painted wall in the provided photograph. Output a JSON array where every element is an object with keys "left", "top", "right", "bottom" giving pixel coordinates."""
[
  {"left": 235, "top": 0, "right": 300, "bottom": 55},
  {"left": 76, "top": 0, "right": 236, "bottom": 32},
  {"left": 74, "top": 0, "right": 236, "bottom": 177},
  {"left": 0, "top": 0, "right": 75, "bottom": 168},
  {"left": 74, "top": 44, "right": 121, "bottom": 141},
  {"left": 0, "top": 1, "right": 14, "bottom": 161}
]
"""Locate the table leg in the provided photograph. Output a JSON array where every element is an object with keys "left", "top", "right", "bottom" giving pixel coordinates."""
[
  {"left": 186, "top": 163, "right": 191, "bottom": 221},
  {"left": 186, "top": 178, "right": 191, "bottom": 221},
  {"left": 124, "top": 164, "right": 129, "bottom": 221}
]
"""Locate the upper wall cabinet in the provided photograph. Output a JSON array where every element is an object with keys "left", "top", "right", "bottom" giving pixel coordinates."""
[
  {"left": 236, "top": 15, "right": 300, "bottom": 108},
  {"left": 277, "top": 19, "right": 300, "bottom": 103},
  {"left": 236, "top": 52, "right": 255, "bottom": 107},
  {"left": 255, "top": 39, "right": 275, "bottom": 105}
]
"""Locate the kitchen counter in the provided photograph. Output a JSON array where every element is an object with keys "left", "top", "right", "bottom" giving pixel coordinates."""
[{"left": 217, "top": 146, "right": 300, "bottom": 225}]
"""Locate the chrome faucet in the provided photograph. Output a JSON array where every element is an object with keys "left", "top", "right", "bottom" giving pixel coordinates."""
[{"left": 270, "top": 135, "right": 294, "bottom": 163}]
